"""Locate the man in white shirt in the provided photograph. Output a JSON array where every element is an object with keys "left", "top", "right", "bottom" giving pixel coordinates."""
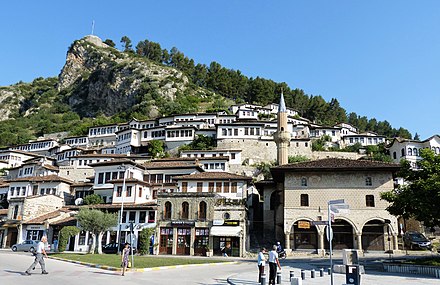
[
  {"left": 24, "top": 236, "right": 49, "bottom": 275},
  {"left": 268, "top": 245, "right": 281, "bottom": 285},
  {"left": 257, "top": 247, "right": 267, "bottom": 282}
]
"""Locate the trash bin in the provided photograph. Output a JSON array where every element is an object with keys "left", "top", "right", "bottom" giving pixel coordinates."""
[{"left": 345, "top": 264, "right": 361, "bottom": 285}]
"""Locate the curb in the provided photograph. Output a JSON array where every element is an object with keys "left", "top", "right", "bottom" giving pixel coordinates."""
[{"left": 49, "top": 256, "right": 238, "bottom": 272}]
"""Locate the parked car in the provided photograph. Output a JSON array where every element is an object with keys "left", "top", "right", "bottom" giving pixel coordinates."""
[
  {"left": 102, "top": 242, "right": 137, "bottom": 254},
  {"left": 102, "top": 242, "right": 119, "bottom": 254},
  {"left": 403, "top": 231, "right": 432, "bottom": 250},
  {"left": 11, "top": 240, "right": 51, "bottom": 253},
  {"left": 11, "top": 240, "right": 39, "bottom": 252}
]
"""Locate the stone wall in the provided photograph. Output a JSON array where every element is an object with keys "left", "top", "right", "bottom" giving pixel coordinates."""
[{"left": 22, "top": 195, "right": 64, "bottom": 221}]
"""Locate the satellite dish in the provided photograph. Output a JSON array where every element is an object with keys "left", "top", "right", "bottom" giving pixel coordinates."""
[{"left": 75, "top": 198, "right": 84, "bottom": 205}]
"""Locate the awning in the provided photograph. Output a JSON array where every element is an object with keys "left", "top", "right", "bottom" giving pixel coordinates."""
[{"left": 210, "top": 226, "right": 242, "bottom": 237}]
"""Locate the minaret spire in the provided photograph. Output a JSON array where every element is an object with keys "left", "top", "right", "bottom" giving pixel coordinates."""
[{"left": 273, "top": 92, "right": 291, "bottom": 165}]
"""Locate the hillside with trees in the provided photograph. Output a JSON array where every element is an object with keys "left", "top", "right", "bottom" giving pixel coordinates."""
[{"left": 0, "top": 35, "right": 412, "bottom": 148}]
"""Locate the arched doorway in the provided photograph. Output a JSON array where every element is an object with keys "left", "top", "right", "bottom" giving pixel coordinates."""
[
  {"left": 362, "top": 220, "right": 385, "bottom": 251},
  {"left": 289, "top": 220, "right": 318, "bottom": 250},
  {"left": 324, "top": 219, "right": 354, "bottom": 249}
]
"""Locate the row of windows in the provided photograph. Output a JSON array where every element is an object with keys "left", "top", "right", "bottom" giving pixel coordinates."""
[
  {"left": 89, "top": 126, "right": 117, "bottom": 136},
  {"left": 65, "top": 137, "right": 88, "bottom": 144},
  {"left": 180, "top": 182, "right": 238, "bottom": 193},
  {"left": 117, "top": 133, "right": 132, "bottom": 142},
  {"left": 394, "top": 146, "right": 440, "bottom": 159},
  {"left": 121, "top": 210, "right": 155, "bottom": 223},
  {"left": 11, "top": 141, "right": 55, "bottom": 151},
  {"left": 9, "top": 187, "right": 56, "bottom": 197},
  {"left": 348, "top": 137, "right": 383, "bottom": 144},
  {"left": 143, "top": 130, "right": 166, "bottom": 138},
  {"left": 299, "top": 194, "right": 375, "bottom": 207},
  {"left": 202, "top": 163, "right": 226, "bottom": 170},
  {"left": 164, "top": 201, "right": 207, "bottom": 220},
  {"left": 299, "top": 177, "right": 373, "bottom": 187},
  {"left": 167, "top": 130, "right": 193, "bottom": 138},
  {"left": 0, "top": 154, "right": 22, "bottom": 161},
  {"left": 97, "top": 171, "right": 128, "bottom": 184}
]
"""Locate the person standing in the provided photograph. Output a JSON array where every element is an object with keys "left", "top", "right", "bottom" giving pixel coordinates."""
[
  {"left": 121, "top": 243, "right": 130, "bottom": 276},
  {"left": 257, "top": 247, "right": 267, "bottom": 282},
  {"left": 268, "top": 245, "right": 281, "bottom": 285},
  {"left": 24, "top": 236, "right": 49, "bottom": 275}
]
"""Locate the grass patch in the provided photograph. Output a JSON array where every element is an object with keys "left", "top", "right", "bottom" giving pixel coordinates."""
[
  {"left": 403, "top": 257, "right": 440, "bottom": 267},
  {"left": 51, "top": 253, "right": 227, "bottom": 268}
]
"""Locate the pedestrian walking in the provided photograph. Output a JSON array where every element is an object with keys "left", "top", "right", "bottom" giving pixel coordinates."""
[
  {"left": 268, "top": 245, "right": 281, "bottom": 285},
  {"left": 257, "top": 247, "right": 267, "bottom": 282},
  {"left": 121, "top": 243, "right": 130, "bottom": 276},
  {"left": 24, "top": 236, "right": 49, "bottom": 275}
]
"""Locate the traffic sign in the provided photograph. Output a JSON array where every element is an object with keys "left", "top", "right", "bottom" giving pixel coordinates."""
[{"left": 326, "top": 226, "right": 333, "bottom": 242}]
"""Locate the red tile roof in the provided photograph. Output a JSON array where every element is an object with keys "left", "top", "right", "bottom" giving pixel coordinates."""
[
  {"left": 271, "top": 158, "right": 400, "bottom": 171},
  {"left": 24, "top": 209, "right": 70, "bottom": 224}
]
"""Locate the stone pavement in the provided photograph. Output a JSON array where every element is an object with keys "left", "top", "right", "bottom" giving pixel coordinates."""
[{"left": 226, "top": 265, "right": 440, "bottom": 285}]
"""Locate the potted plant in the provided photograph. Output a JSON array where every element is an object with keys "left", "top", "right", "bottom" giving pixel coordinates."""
[{"left": 205, "top": 245, "right": 212, "bottom": 257}]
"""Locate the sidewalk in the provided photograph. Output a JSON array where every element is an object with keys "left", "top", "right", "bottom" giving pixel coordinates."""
[{"left": 226, "top": 265, "right": 440, "bottom": 285}]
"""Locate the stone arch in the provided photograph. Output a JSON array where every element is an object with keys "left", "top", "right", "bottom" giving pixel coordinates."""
[
  {"left": 361, "top": 219, "right": 387, "bottom": 251},
  {"left": 289, "top": 217, "right": 319, "bottom": 251},
  {"left": 324, "top": 218, "right": 356, "bottom": 250}
]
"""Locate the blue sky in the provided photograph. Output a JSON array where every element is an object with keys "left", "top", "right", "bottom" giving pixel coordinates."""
[{"left": 1, "top": 1, "right": 439, "bottom": 139}]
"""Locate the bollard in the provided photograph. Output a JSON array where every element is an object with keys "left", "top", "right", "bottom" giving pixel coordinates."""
[
  {"left": 301, "top": 270, "right": 305, "bottom": 280},
  {"left": 290, "top": 270, "right": 294, "bottom": 280},
  {"left": 328, "top": 267, "right": 331, "bottom": 275},
  {"left": 261, "top": 273, "right": 267, "bottom": 285},
  {"left": 311, "top": 269, "right": 315, "bottom": 278},
  {"left": 290, "top": 276, "right": 302, "bottom": 285},
  {"left": 320, "top": 268, "right": 324, "bottom": 277},
  {"left": 276, "top": 271, "right": 282, "bottom": 284}
]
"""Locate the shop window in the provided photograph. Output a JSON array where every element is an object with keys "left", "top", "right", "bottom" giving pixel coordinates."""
[
  {"left": 181, "top": 202, "right": 189, "bottom": 219},
  {"left": 300, "top": 194, "right": 309, "bottom": 207},
  {"left": 199, "top": 201, "right": 207, "bottom": 220},
  {"left": 164, "top": 202, "right": 172, "bottom": 220},
  {"left": 366, "top": 195, "right": 375, "bottom": 207}
]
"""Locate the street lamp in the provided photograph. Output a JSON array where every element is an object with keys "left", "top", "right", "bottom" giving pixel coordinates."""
[
  {"left": 116, "top": 164, "right": 129, "bottom": 254},
  {"left": 327, "top": 199, "right": 349, "bottom": 285}
]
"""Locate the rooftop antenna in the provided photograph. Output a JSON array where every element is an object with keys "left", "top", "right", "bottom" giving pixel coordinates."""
[{"left": 91, "top": 20, "right": 95, "bottom": 35}]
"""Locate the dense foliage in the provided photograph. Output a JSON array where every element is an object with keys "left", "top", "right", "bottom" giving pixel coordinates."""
[
  {"left": 381, "top": 149, "right": 440, "bottom": 227},
  {"left": 83, "top": 194, "right": 104, "bottom": 205},
  {"left": 59, "top": 226, "right": 80, "bottom": 252},
  {"left": 138, "top": 227, "right": 156, "bottom": 255}
]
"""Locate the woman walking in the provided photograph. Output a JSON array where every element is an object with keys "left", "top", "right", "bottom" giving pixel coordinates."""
[{"left": 121, "top": 243, "right": 130, "bottom": 276}]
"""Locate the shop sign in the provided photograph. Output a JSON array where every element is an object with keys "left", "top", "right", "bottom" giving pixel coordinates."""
[
  {"left": 171, "top": 221, "right": 195, "bottom": 226},
  {"left": 213, "top": 219, "right": 224, "bottom": 226},
  {"left": 27, "top": 225, "right": 45, "bottom": 230},
  {"left": 223, "top": 220, "right": 239, "bottom": 226},
  {"left": 298, "top": 221, "right": 310, "bottom": 229}
]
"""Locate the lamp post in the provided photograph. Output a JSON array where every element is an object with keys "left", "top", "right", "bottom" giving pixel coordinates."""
[
  {"left": 116, "top": 164, "right": 129, "bottom": 254},
  {"left": 327, "top": 199, "right": 349, "bottom": 285}
]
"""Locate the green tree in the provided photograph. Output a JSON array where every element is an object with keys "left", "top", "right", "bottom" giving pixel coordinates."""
[
  {"left": 104, "top": 39, "right": 116, "bottom": 47},
  {"left": 76, "top": 208, "right": 118, "bottom": 254},
  {"left": 147, "top": 140, "right": 165, "bottom": 158},
  {"left": 120, "top": 36, "right": 133, "bottom": 52},
  {"left": 414, "top": 133, "right": 421, "bottom": 141},
  {"left": 59, "top": 226, "right": 80, "bottom": 252},
  {"left": 138, "top": 227, "right": 156, "bottom": 255},
  {"left": 381, "top": 149, "right": 440, "bottom": 227},
  {"left": 83, "top": 194, "right": 104, "bottom": 205},
  {"left": 190, "top": 135, "right": 216, "bottom": 150}
]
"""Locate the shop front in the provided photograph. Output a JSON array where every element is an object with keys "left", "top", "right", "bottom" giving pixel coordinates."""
[
  {"left": 210, "top": 220, "right": 242, "bottom": 257},
  {"left": 194, "top": 228, "right": 209, "bottom": 256},
  {"left": 159, "top": 227, "right": 173, "bottom": 254}
]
